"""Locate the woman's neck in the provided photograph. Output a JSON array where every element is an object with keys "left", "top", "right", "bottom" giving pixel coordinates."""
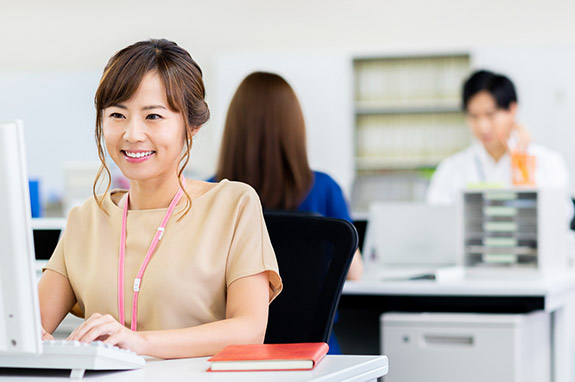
[{"left": 128, "top": 177, "right": 183, "bottom": 210}]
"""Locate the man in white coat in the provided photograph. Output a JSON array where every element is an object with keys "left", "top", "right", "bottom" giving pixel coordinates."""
[{"left": 426, "top": 70, "right": 570, "bottom": 210}]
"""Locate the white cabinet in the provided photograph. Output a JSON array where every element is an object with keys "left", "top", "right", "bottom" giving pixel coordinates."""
[{"left": 381, "top": 311, "right": 550, "bottom": 382}]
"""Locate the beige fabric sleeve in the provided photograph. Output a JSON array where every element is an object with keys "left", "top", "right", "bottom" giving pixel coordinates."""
[
  {"left": 44, "top": 228, "right": 69, "bottom": 279},
  {"left": 224, "top": 187, "right": 282, "bottom": 302}
]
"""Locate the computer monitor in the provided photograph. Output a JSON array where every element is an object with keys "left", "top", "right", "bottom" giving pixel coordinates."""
[
  {"left": 32, "top": 218, "right": 65, "bottom": 262},
  {"left": 0, "top": 120, "right": 42, "bottom": 355},
  {"left": 363, "top": 202, "right": 458, "bottom": 267}
]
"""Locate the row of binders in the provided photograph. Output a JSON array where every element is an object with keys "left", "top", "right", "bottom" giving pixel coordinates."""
[
  {"left": 354, "top": 55, "right": 470, "bottom": 108},
  {"left": 356, "top": 113, "right": 471, "bottom": 170}
]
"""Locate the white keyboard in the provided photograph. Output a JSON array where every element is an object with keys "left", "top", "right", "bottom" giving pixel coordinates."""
[{"left": 0, "top": 340, "right": 145, "bottom": 379}]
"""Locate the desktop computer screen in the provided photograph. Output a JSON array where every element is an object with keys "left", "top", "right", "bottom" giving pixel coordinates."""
[
  {"left": 31, "top": 218, "right": 65, "bottom": 262},
  {"left": 0, "top": 120, "right": 42, "bottom": 355},
  {"left": 363, "top": 202, "right": 458, "bottom": 267},
  {"left": 0, "top": 121, "right": 145, "bottom": 376}
]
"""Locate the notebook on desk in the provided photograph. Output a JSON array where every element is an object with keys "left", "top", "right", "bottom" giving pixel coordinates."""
[{"left": 363, "top": 202, "right": 459, "bottom": 281}]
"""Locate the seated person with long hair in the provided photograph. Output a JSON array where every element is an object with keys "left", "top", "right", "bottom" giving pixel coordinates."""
[{"left": 211, "top": 71, "right": 363, "bottom": 354}]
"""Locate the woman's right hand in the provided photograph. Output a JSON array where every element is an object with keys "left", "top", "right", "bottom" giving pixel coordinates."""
[{"left": 67, "top": 313, "right": 145, "bottom": 354}]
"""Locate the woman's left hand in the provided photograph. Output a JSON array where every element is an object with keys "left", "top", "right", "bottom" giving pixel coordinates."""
[
  {"left": 41, "top": 327, "right": 54, "bottom": 341},
  {"left": 67, "top": 313, "right": 144, "bottom": 354}
]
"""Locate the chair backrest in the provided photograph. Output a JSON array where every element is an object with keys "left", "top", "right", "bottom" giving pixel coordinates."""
[{"left": 263, "top": 210, "right": 358, "bottom": 344}]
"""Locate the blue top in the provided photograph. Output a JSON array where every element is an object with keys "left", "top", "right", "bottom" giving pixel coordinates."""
[
  {"left": 208, "top": 171, "right": 352, "bottom": 222},
  {"left": 298, "top": 171, "right": 352, "bottom": 223}
]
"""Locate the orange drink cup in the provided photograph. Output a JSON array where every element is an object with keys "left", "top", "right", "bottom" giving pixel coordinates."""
[{"left": 511, "top": 151, "right": 536, "bottom": 186}]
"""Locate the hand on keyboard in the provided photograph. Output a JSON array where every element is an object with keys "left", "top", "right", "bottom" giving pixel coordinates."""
[
  {"left": 67, "top": 313, "right": 143, "bottom": 355},
  {"left": 42, "top": 326, "right": 54, "bottom": 341},
  {"left": 41, "top": 340, "right": 146, "bottom": 377},
  {"left": 1, "top": 340, "right": 145, "bottom": 380}
]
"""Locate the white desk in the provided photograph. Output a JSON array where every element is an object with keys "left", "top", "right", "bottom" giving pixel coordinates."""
[
  {"left": 0, "top": 355, "right": 388, "bottom": 382},
  {"left": 341, "top": 269, "right": 575, "bottom": 382}
]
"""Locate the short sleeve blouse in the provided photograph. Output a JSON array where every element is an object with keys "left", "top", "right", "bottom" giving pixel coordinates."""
[{"left": 45, "top": 180, "right": 282, "bottom": 331}]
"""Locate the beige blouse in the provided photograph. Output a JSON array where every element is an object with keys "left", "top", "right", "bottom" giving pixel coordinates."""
[{"left": 46, "top": 179, "right": 282, "bottom": 331}]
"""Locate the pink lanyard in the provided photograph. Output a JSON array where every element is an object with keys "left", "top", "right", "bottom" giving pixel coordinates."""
[{"left": 117, "top": 179, "right": 186, "bottom": 331}]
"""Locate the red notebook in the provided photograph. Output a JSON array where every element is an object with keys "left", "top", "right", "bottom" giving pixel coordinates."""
[{"left": 208, "top": 342, "right": 329, "bottom": 372}]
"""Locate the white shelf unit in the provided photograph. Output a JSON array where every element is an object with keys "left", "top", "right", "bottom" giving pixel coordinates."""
[
  {"left": 461, "top": 188, "right": 568, "bottom": 275},
  {"left": 352, "top": 53, "right": 472, "bottom": 212}
]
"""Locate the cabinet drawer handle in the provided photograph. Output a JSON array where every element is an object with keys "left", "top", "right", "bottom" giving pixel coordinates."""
[{"left": 423, "top": 334, "right": 473, "bottom": 346}]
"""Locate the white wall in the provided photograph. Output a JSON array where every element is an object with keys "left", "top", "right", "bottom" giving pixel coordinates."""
[
  {"left": 2, "top": 0, "right": 575, "bottom": 72},
  {"left": 2, "top": 0, "right": 575, "bottom": 205},
  {"left": 0, "top": 72, "right": 100, "bottom": 202}
]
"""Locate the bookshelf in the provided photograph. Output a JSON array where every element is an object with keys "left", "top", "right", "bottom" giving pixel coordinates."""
[{"left": 352, "top": 54, "right": 472, "bottom": 212}]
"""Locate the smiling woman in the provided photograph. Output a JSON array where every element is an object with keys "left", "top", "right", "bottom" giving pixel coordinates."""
[
  {"left": 102, "top": 72, "right": 192, "bottom": 209},
  {"left": 93, "top": 39, "right": 209, "bottom": 214},
  {"left": 37, "top": 39, "right": 282, "bottom": 359}
]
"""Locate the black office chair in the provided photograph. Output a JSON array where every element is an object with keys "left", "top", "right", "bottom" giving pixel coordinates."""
[
  {"left": 353, "top": 219, "right": 368, "bottom": 252},
  {"left": 263, "top": 211, "right": 358, "bottom": 344}
]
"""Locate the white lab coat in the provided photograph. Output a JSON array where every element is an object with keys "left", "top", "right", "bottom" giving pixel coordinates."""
[{"left": 426, "top": 142, "right": 570, "bottom": 206}]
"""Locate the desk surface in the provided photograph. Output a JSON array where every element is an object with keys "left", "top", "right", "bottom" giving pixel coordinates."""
[
  {"left": 339, "top": 268, "right": 575, "bottom": 382},
  {"left": 339, "top": 268, "right": 575, "bottom": 321},
  {"left": 0, "top": 355, "right": 388, "bottom": 382},
  {"left": 345, "top": 268, "right": 575, "bottom": 296},
  {"left": 343, "top": 268, "right": 575, "bottom": 312}
]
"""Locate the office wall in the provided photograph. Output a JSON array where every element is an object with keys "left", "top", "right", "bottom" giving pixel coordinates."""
[
  {"left": 0, "top": 71, "right": 100, "bottom": 203},
  {"left": 1, "top": 0, "right": 575, "bottom": 205},
  {"left": 209, "top": 52, "right": 354, "bottom": 196}
]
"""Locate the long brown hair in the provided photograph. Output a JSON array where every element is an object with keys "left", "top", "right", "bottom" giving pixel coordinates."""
[
  {"left": 216, "top": 72, "right": 313, "bottom": 209},
  {"left": 93, "top": 39, "right": 209, "bottom": 215}
]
